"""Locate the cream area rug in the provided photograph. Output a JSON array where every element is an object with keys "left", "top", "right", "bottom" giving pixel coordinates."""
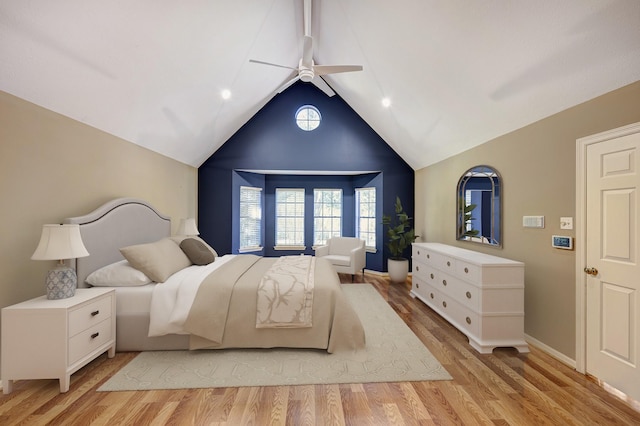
[{"left": 98, "top": 284, "right": 451, "bottom": 391}]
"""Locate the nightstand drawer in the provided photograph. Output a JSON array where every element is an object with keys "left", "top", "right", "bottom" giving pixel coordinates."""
[
  {"left": 69, "top": 318, "right": 113, "bottom": 365},
  {"left": 68, "top": 295, "right": 113, "bottom": 337}
]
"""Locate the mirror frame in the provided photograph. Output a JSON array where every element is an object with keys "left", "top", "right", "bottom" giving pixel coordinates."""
[{"left": 456, "top": 165, "right": 502, "bottom": 247}]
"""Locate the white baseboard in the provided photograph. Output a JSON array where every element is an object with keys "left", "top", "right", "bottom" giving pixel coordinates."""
[
  {"left": 363, "top": 269, "right": 412, "bottom": 277},
  {"left": 525, "top": 334, "right": 576, "bottom": 369}
]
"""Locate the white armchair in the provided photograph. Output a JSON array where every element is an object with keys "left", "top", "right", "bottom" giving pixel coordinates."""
[{"left": 315, "top": 237, "right": 366, "bottom": 281}]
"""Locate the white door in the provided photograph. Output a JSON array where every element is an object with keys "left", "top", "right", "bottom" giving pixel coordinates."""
[{"left": 584, "top": 125, "right": 640, "bottom": 402}]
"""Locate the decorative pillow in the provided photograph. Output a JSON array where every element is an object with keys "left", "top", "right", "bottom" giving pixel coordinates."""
[
  {"left": 86, "top": 260, "right": 152, "bottom": 287},
  {"left": 170, "top": 235, "right": 218, "bottom": 258},
  {"left": 120, "top": 238, "right": 192, "bottom": 283},
  {"left": 180, "top": 238, "right": 216, "bottom": 265}
]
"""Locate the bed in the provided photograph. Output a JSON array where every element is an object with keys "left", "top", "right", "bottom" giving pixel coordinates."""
[{"left": 65, "top": 198, "right": 365, "bottom": 353}]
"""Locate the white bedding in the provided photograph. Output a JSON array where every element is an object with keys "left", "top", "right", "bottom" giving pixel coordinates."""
[
  {"left": 147, "top": 254, "right": 235, "bottom": 337},
  {"left": 113, "top": 284, "right": 155, "bottom": 315}
]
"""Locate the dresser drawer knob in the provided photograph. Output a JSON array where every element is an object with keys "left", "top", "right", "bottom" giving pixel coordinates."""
[
  {"left": 442, "top": 301, "right": 447, "bottom": 308},
  {"left": 416, "top": 283, "right": 420, "bottom": 289},
  {"left": 464, "top": 267, "right": 469, "bottom": 273},
  {"left": 466, "top": 291, "right": 471, "bottom": 299},
  {"left": 430, "top": 273, "right": 434, "bottom": 279},
  {"left": 417, "top": 250, "right": 420, "bottom": 255},
  {"left": 466, "top": 317, "right": 471, "bottom": 325},
  {"left": 91, "top": 332, "right": 100, "bottom": 339},
  {"left": 416, "top": 265, "right": 420, "bottom": 272},
  {"left": 430, "top": 293, "right": 434, "bottom": 299},
  {"left": 91, "top": 310, "right": 100, "bottom": 317},
  {"left": 442, "top": 279, "right": 447, "bottom": 286},
  {"left": 446, "top": 261, "right": 451, "bottom": 267},
  {"left": 426, "top": 254, "right": 430, "bottom": 259}
]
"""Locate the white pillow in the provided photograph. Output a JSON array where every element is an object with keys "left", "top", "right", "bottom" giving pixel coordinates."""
[{"left": 86, "top": 260, "right": 153, "bottom": 287}]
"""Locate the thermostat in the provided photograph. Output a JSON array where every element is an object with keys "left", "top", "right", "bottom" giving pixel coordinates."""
[{"left": 552, "top": 235, "right": 573, "bottom": 250}]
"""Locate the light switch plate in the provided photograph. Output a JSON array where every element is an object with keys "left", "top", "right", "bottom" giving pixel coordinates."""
[
  {"left": 560, "top": 217, "right": 573, "bottom": 230},
  {"left": 523, "top": 216, "right": 545, "bottom": 228}
]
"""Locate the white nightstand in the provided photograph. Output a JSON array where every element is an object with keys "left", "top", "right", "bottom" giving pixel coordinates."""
[{"left": 1, "top": 288, "right": 116, "bottom": 393}]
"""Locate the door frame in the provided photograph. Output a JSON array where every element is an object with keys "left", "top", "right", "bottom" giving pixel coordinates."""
[{"left": 575, "top": 121, "right": 640, "bottom": 374}]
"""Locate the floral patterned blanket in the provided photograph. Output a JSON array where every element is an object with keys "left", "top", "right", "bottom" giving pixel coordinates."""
[{"left": 256, "top": 255, "right": 315, "bottom": 328}]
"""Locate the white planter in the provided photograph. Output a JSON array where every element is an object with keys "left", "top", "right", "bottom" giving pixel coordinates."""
[{"left": 388, "top": 258, "right": 409, "bottom": 283}]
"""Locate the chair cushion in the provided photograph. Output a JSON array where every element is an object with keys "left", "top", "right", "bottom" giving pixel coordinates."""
[
  {"left": 330, "top": 237, "right": 362, "bottom": 255},
  {"left": 323, "top": 254, "right": 351, "bottom": 267}
]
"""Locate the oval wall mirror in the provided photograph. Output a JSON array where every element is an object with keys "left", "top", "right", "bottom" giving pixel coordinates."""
[{"left": 456, "top": 165, "right": 502, "bottom": 247}]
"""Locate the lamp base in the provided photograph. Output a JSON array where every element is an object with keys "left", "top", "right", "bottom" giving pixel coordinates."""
[{"left": 45, "top": 266, "right": 77, "bottom": 300}]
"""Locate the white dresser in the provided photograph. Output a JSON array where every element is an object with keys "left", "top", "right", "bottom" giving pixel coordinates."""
[
  {"left": 411, "top": 243, "right": 528, "bottom": 354},
  {"left": 1, "top": 288, "right": 116, "bottom": 393}
]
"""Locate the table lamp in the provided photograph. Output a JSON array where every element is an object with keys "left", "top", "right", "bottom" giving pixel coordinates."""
[
  {"left": 177, "top": 218, "right": 199, "bottom": 236},
  {"left": 31, "top": 224, "right": 89, "bottom": 299}
]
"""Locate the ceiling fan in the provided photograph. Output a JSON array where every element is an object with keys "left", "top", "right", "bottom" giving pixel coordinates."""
[{"left": 249, "top": 0, "right": 363, "bottom": 97}]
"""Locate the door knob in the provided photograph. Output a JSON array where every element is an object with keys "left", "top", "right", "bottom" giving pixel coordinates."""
[{"left": 584, "top": 267, "right": 598, "bottom": 276}]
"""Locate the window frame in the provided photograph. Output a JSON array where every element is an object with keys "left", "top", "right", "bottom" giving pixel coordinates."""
[
  {"left": 295, "top": 105, "right": 321, "bottom": 131},
  {"left": 239, "top": 186, "right": 263, "bottom": 253},
  {"left": 275, "top": 188, "right": 306, "bottom": 250},
  {"left": 355, "top": 187, "right": 377, "bottom": 251},
  {"left": 313, "top": 188, "right": 343, "bottom": 247}
]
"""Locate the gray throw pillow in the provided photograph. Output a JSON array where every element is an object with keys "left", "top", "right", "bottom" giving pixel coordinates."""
[{"left": 180, "top": 238, "right": 215, "bottom": 265}]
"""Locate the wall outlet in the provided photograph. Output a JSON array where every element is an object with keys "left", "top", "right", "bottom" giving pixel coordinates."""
[{"left": 560, "top": 217, "right": 573, "bottom": 230}]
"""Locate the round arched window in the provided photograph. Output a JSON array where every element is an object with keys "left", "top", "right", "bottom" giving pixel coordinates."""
[{"left": 295, "top": 105, "right": 321, "bottom": 131}]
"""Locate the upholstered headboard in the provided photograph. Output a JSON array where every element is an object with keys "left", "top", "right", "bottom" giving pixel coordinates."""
[{"left": 65, "top": 198, "right": 171, "bottom": 287}]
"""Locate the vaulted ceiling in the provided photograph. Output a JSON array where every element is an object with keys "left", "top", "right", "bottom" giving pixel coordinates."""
[{"left": 2, "top": 1, "right": 639, "bottom": 169}]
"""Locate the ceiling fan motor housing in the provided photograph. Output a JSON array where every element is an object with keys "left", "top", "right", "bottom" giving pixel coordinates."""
[{"left": 299, "top": 68, "right": 314, "bottom": 82}]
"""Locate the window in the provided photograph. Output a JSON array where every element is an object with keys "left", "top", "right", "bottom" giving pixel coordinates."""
[
  {"left": 313, "top": 189, "right": 342, "bottom": 246},
  {"left": 275, "top": 188, "right": 305, "bottom": 248},
  {"left": 356, "top": 187, "right": 376, "bottom": 249},
  {"left": 295, "top": 105, "right": 321, "bottom": 131},
  {"left": 239, "top": 186, "right": 262, "bottom": 251}
]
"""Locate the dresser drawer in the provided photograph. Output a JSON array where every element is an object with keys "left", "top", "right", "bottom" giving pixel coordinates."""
[
  {"left": 437, "top": 296, "right": 480, "bottom": 337},
  {"left": 448, "top": 278, "right": 480, "bottom": 312},
  {"left": 412, "top": 261, "right": 431, "bottom": 280},
  {"left": 455, "top": 260, "right": 480, "bottom": 282},
  {"left": 412, "top": 246, "right": 441, "bottom": 267},
  {"left": 413, "top": 278, "right": 439, "bottom": 303},
  {"left": 68, "top": 318, "right": 113, "bottom": 365},
  {"left": 68, "top": 295, "right": 113, "bottom": 337}
]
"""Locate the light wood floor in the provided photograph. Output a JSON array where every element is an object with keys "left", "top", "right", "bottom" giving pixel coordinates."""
[{"left": 1, "top": 274, "right": 639, "bottom": 425}]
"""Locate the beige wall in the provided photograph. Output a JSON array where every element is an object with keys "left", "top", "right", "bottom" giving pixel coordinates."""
[
  {"left": 0, "top": 91, "right": 198, "bottom": 311},
  {"left": 415, "top": 80, "right": 640, "bottom": 359}
]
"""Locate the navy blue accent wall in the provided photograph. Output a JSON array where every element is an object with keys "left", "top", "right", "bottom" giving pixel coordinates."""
[{"left": 199, "top": 81, "right": 414, "bottom": 272}]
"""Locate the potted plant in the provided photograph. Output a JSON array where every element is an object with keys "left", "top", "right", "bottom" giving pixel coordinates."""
[
  {"left": 382, "top": 196, "right": 418, "bottom": 282},
  {"left": 457, "top": 196, "right": 479, "bottom": 239}
]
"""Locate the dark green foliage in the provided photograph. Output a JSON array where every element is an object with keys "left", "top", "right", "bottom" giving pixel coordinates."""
[
  {"left": 458, "top": 197, "right": 479, "bottom": 238},
  {"left": 382, "top": 196, "right": 418, "bottom": 260}
]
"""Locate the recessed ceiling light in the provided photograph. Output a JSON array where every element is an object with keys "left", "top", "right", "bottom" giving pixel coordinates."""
[
  {"left": 381, "top": 97, "right": 391, "bottom": 108},
  {"left": 221, "top": 89, "right": 231, "bottom": 100}
]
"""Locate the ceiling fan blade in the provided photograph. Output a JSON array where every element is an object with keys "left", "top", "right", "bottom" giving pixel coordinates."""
[
  {"left": 304, "top": 0, "right": 311, "bottom": 37},
  {"left": 277, "top": 71, "right": 301, "bottom": 93},
  {"left": 302, "top": 36, "right": 313, "bottom": 68},
  {"left": 249, "top": 59, "right": 297, "bottom": 71},
  {"left": 313, "top": 64, "right": 363, "bottom": 75},
  {"left": 311, "top": 75, "right": 336, "bottom": 97}
]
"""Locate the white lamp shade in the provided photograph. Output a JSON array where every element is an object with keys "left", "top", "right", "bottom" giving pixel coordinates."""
[
  {"left": 177, "top": 218, "right": 199, "bottom": 236},
  {"left": 31, "top": 224, "right": 89, "bottom": 261}
]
